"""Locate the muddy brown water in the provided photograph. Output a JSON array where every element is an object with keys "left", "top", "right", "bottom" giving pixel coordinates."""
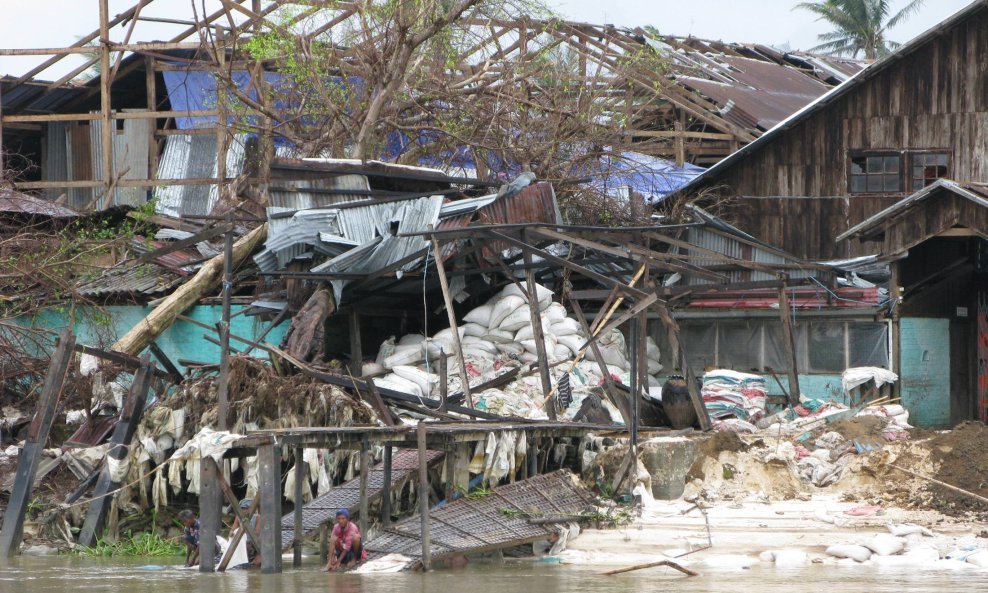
[{"left": 1, "top": 555, "right": 986, "bottom": 592}]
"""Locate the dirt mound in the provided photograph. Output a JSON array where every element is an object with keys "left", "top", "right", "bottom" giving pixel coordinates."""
[
  {"left": 928, "top": 421, "right": 988, "bottom": 515},
  {"left": 827, "top": 415, "right": 886, "bottom": 442},
  {"left": 687, "top": 431, "right": 748, "bottom": 482}
]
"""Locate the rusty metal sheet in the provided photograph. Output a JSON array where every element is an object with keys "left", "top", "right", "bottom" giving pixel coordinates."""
[{"left": 0, "top": 188, "right": 79, "bottom": 218}]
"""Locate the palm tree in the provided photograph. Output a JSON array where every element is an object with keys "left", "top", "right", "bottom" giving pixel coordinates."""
[{"left": 795, "top": 0, "right": 926, "bottom": 59}]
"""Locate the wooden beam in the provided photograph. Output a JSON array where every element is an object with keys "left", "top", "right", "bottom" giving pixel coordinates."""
[
  {"left": 293, "top": 452, "right": 306, "bottom": 568},
  {"left": 417, "top": 422, "right": 432, "bottom": 571},
  {"left": 198, "top": 456, "right": 223, "bottom": 572},
  {"left": 359, "top": 439, "right": 370, "bottom": 539},
  {"left": 778, "top": 283, "right": 801, "bottom": 407},
  {"left": 78, "top": 357, "right": 153, "bottom": 548},
  {"left": 522, "top": 230, "right": 556, "bottom": 421},
  {"left": 429, "top": 232, "right": 473, "bottom": 408},
  {"left": 381, "top": 444, "right": 393, "bottom": 528},
  {"left": 2, "top": 110, "right": 218, "bottom": 124},
  {"left": 0, "top": 330, "right": 75, "bottom": 557}
]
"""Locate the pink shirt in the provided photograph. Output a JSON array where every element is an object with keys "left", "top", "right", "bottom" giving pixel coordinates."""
[{"left": 332, "top": 521, "right": 367, "bottom": 559}]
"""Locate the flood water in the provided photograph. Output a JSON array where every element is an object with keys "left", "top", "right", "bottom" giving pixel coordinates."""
[{"left": 1, "top": 555, "right": 986, "bottom": 593}]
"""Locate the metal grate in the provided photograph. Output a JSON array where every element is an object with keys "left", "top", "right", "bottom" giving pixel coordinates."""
[
  {"left": 278, "top": 449, "right": 443, "bottom": 550},
  {"left": 364, "top": 470, "right": 594, "bottom": 565}
]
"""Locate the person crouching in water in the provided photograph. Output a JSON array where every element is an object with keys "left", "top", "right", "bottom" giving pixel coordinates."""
[
  {"left": 178, "top": 509, "right": 201, "bottom": 567},
  {"left": 322, "top": 509, "right": 367, "bottom": 571}
]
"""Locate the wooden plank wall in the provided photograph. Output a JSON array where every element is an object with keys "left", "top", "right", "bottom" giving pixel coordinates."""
[{"left": 704, "top": 6, "right": 988, "bottom": 260}]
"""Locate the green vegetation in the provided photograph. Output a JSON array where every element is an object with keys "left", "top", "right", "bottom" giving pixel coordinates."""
[
  {"left": 74, "top": 531, "right": 184, "bottom": 557},
  {"left": 795, "top": 0, "right": 926, "bottom": 59}
]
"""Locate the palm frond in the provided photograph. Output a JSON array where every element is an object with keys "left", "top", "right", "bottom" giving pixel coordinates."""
[{"left": 887, "top": 0, "right": 927, "bottom": 28}]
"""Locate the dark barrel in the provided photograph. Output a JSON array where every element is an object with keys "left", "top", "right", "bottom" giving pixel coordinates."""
[{"left": 661, "top": 375, "right": 697, "bottom": 429}]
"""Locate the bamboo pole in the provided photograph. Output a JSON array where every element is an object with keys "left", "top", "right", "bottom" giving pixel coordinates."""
[
  {"left": 600, "top": 559, "right": 698, "bottom": 577},
  {"left": 429, "top": 230, "right": 473, "bottom": 407},
  {"left": 99, "top": 0, "right": 114, "bottom": 210},
  {"left": 890, "top": 465, "right": 988, "bottom": 506}
]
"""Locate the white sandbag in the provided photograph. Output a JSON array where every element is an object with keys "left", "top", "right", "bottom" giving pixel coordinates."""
[
  {"left": 520, "top": 352, "right": 538, "bottom": 364},
  {"left": 826, "top": 544, "right": 872, "bottom": 562},
  {"left": 375, "top": 337, "right": 396, "bottom": 366},
  {"left": 521, "top": 338, "right": 555, "bottom": 356},
  {"left": 598, "top": 327, "right": 626, "bottom": 352},
  {"left": 887, "top": 523, "right": 934, "bottom": 537},
  {"left": 489, "top": 295, "right": 526, "bottom": 328},
  {"left": 374, "top": 374, "right": 423, "bottom": 398},
  {"left": 556, "top": 334, "right": 586, "bottom": 355},
  {"left": 483, "top": 329, "right": 515, "bottom": 343},
  {"left": 462, "top": 336, "right": 498, "bottom": 355},
  {"left": 500, "top": 307, "right": 534, "bottom": 332},
  {"left": 392, "top": 366, "right": 439, "bottom": 397},
  {"left": 647, "top": 359, "right": 663, "bottom": 375},
  {"left": 383, "top": 344, "right": 425, "bottom": 369},
  {"left": 863, "top": 534, "right": 905, "bottom": 556},
  {"left": 462, "top": 323, "right": 488, "bottom": 338},
  {"left": 966, "top": 550, "right": 988, "bottom": 568},
  {"left": 550, "top": 317, "right": 581, "bottom": 337},
  {"left": 398, "top": 334, "right": 426, "bottom": 346},
  {"left": 464, "top": 305, "right": 494, "bottom": 327},
  {"left": 514, "top": 318, "right": 552, "bottom": 342},
  {"left": 362, "top": 362, "right": 385, "bottom": 376},
  {"left": 500, "top": 281, "right": 553, "bottom": 304},
  {"left": 554, "top": 344, "right": 574, "bottom": 360},
  {"left": 496, "top": 341, "right": 525, "bottom": 356},
  {"left": 587, "top": 344, "right": 629, "bottom": 370},
  {"left": 461, "top": 346, "right": 496, "bottom": 360},
  {"left": 432, "top": 327, "right": 466, "bottom": 345},
  {"left": 646, "top": 336, "right": 661, "bottom": 361},
  {"left": 544, "top": 302, "right": 567, "bottom": 322},
  {"left": 759, "top": 550, "right": 808, "bottom": 567},
  {"left": 881, "top": 404, "right": 905, "bottom": 416}
]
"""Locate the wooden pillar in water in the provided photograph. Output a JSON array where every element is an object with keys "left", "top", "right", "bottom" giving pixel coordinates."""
[
  {"left": 198, "top": 456, "right": 222, "bottom": 572},
  {"left": 0, "top": 330, "right": 75, "bottom": 558},
  {"left": 381, "top": 444, "right": 393, "bottom": 528},
  {"left": 292, "top": 449, "right": 306, "bottom": 568},
  {"left": 444, "top": 440, "right": 456, "bottom": 502},
  {"left": 259, "top": 441, "right": 283, "bottom": 573},
  {"left": 359, "top": 439, "right": 370, "bottom": 538},
  {"left": 417, "top": 422, "right": 431, "bottom": 571},
  {"left": 79, "top": 357, "right": 153, "bottom": 547}
]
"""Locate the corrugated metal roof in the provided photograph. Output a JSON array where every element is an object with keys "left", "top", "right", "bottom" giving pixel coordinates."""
[
  {"left": 154, "top": 133, "right": 249, "bottom": 218},
  {"left": 0, "top": 188, "right": 78, "bottom": 218}
]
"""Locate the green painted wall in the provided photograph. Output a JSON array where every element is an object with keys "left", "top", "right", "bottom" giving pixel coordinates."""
[
  {"left": 20, "top": 305, "right": 289, "bottom": 373},
  {"left": 899, "top": 317, "right": 951, "bottom": 428}
]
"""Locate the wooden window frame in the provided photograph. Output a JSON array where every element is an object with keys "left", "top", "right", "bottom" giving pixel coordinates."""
[{"left": 848, "top": 149, "right": 953, "bottom": 196}]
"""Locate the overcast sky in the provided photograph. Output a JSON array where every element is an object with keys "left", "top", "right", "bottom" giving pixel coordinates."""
[{"left": 0, "top": 0, "right": 976, "bottom": 80}]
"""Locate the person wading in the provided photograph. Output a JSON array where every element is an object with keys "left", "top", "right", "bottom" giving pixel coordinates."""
[{"left": 322, "top": 509, "right": 367, "bottom": 571}]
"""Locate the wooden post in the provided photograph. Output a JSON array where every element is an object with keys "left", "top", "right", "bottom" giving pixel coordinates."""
[
  {"left": 778, "top": 282, "right": 801, "bottom": 407},
  {"left": 629, "top": 318, "right": 639, "bottom": 447},
  {"left": 428, "top": 230, "right": 472, "bottom": 407},
  {"left": 0, "top": 330, "right": 75, "bottom": 557},
  {"left": 359, "top": 439, "right": 370, "bottom": 538},
  {"left": 145, "top": 55, "right": 158, "bottom": 181},
  {"left": 214, "top": 31, "right": 228, "bottom": 194},
  {"left": 217, "top": 212, "right": 234, "bottom": 431},
  {"left": 259, "top": 441, "right": 283, "bottom": 573},
  {"left": 570, "top": 299, "right": 632, "bottom": 426},
  {"left": 654, "top": 303, "right": 712, "bottom": 431},
  {"left": 349, "top": 308, "right": 362, "bottom": 376},
  {"left": 523, "top": 230, "right": 556, "bottom": 420},
  {"left": 381, "top": 444, "right": 393, "bottom": 528},
  {"left": 527, "top": 440, "right": 538, "bottom": 479},
  {"left": 78, "top": 358, "right": 153, "bottom": 547},
  {"left": 319, "top": 524, "right": 329, "bottom": 565},
  {"left": 292, "top": 450, "right": 306, "bottom": 568},
  {"left": 99, "top": 0, "right": 114, "bottom": 210},
  {"left": 417, "top": 422, "right": 431, "bottom": 571},
  {"left": 444, "top": 440, "right": 456, "bottom": 502},
  {"left": 889, "top": 261, "right": 902, "bottom": 400},
  {"left": 198, "top": 456, "right": 222, "bottom": 572},
  {"left": 438, "top": 352, "right": 448, "bottom": 412}
]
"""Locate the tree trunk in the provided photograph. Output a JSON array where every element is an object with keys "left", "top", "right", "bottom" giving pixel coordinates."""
[
  {"left": 281, "top": 288, "right": 334, "bottom": 363},
  {"left": 111, "top": 223, "right": 268, "bottom": 356}
]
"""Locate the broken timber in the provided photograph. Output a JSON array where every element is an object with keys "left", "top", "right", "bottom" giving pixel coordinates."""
[
  {"left": 78, "top": 356, "right": 154, "bottom": 547},
  {"left": 0, "top": 330, "right": 76, "bottom": 558},
  {"left": 364, "top": 470, "right": 594, "bottom": 570}
]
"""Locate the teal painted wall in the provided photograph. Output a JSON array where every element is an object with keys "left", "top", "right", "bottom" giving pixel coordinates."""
[
  {"left": 899, "top": 317, "right": 951, "bottom": 428},
  {"left": 20, "top": 306, "right": 289, "bottom": 373}
]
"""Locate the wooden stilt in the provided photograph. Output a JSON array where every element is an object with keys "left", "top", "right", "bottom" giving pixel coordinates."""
[
  {"left": 381, "top": 444, "right": 393, "bottom": 528},
  {"left": 198, "top": 456, "right": 222, "bottom": 572},
  {"left": 293, "top": 449, "right": 306, "bottom": 568},
  {"left": 319, "top": 523, "right": 329, "bottom": 565},
  {"left": 349, "top": 308, "right": 363, "bottom": 377},
  {"left": 359, "top": 439, "right": 370, "bottom": 538},
  {"left": 0, "top": 330, "right": 75, "bottom": 557},
  {"left": 444, "top": 440, "right": 456, "bottom": 502},
  {"left": 78, "top": 356, "right": 153, "bottom": 548},
  {"left": 217, "top": 213, "right": 234, "bottom": 431},
  {"left": 259, "top": 442, "right": 283, "bottom": 573},
  {"left": 438, "top": 352, "right": 448, "bottom": 412},
  {"left": 417, "top": 422, "right": 432, "bottom": 571}
]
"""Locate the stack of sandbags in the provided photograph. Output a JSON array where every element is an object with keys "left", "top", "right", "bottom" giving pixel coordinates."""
[
  {"left": 701, "top": 369, "right": 768, "bottom": 422},
  {"left": 369, "top": 281, "right": 636, "bottom": 421}
]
